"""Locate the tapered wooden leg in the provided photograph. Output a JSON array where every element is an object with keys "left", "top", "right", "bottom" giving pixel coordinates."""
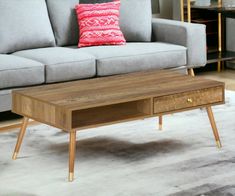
[
  {"left": 159, "top": 116, "right": 163, "bottom": 130},
  {"left": 188, "top": 68, "right": 195, "bottom": 77},
  {"left": 68, "top": 130, "right": 76, "bottom": 182},
  {"left": 206, "top": 106, "right": 222, "bottom": 148},
  {"left": 12, "top": 117, "right": 29, "bottom": 160}
]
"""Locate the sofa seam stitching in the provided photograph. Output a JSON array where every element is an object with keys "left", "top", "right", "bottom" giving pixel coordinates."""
[
  {"left": 0, "top": 66, "right": 43, "bottom": 72},
  {"left": 46, "top": 59, "right": 95, "bottom": 66},
  {"left": 96, "top": 49, "right": 187, "bottom": 61}
]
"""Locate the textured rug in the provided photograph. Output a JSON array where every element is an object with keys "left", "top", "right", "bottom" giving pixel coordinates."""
[{"left": 0, "top": 91, "right": 235, "bottom": 196}]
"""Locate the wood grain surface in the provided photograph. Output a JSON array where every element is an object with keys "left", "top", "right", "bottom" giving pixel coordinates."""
[{"left": 12, "top": 70, "right": 225, "bottom": 130}]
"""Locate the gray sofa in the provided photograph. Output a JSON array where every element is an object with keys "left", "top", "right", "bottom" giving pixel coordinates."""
[{"left": 0, "top": 0, "right": 207, "bottom": 113}]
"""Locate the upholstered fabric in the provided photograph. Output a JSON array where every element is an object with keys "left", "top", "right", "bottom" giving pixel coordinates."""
[
  {"left": 0, "top": 89, "right": 12, "bottom": 112},
  {"left": 46, "top": 0, "right": 80, "bottom": 46},
  {"left": 166, "top": 66, "right": 188, "bottom": 75},
  {"left": 72, "top": 42, "right": 187, "bottom": 76},
  {"left": 14, "top": 47, "right": 96, "bottom": 83},
  {"left": 0, "top": 55, "right": 44, "bottom": 89},
  {"left": 119, "top": 0, "right": 152, "bottom": 42},
  {"left": 0, "top": 0, "right": 55, "bottom": 54},
  {"left": 75, "top": 1, "right": 126, "bottom": 47},
  {"left": 152, "top": 18, "right": 207, "bottom": 68}
]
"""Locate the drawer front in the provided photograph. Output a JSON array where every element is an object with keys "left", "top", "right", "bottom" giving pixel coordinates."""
[{"left": 153, "top": 87, "right": 224, "bottom": 114}]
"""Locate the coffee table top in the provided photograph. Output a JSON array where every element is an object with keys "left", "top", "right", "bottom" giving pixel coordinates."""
[{"left": 14, "top": 70, "right": 224, "bottom": 111}]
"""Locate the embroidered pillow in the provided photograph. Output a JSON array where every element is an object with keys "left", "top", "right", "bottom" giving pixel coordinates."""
[{"left": 75, "top": 1, "right": 126, "bottom": 47}]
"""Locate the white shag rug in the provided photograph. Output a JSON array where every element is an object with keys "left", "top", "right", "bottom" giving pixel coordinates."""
[{"left": 0, "top": 91, "right": 235, "bottom": 196}]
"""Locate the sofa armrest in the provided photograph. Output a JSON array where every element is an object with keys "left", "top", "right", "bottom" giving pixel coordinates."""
[{"left": 152, "top": 18, "right": 207, "bottom": 68}]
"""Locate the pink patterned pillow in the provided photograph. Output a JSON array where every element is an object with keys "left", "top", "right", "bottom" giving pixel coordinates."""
[{"left": 75, "top": 1, "right": 126, "bottom": 48}]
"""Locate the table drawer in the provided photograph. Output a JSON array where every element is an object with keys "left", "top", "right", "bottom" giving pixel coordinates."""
[{"left": 153, "top": 87, "right": 224, "bottom": 114}]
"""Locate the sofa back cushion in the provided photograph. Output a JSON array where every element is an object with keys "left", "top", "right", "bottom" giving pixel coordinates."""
[
  {"left": 119, "top": 0, "right": 152, "bottom": 42},
  {"left": 47, "top": 0, "right": 152, "bottom": 46},
  {"left": 46, "top": 0, "right": 80, "bottom": 46},
  {"left": 0, "top": 0, "right": 55, "bottom": 54}
]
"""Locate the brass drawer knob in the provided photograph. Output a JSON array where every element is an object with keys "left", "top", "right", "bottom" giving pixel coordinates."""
[{"left": 187, "top": 98, "right": 193, "bottom": 103}]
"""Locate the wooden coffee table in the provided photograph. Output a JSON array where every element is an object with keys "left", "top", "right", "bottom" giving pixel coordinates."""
[{"left": 11, "top": 70, "right": 225, "bottom": 181}]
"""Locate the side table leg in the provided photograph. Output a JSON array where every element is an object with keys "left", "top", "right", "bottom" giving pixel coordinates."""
[
  {"left": 12, "top": 117, "right": 29, "bottom": 160},
  {"left": 206, "top": 106, "right": 222, "bottom": 148},
  {"left": 159, "top": 116, "right": 163, "bottom": 130},
  {"left": 68, "top": 130, "right": 77, "bottom": 182}
]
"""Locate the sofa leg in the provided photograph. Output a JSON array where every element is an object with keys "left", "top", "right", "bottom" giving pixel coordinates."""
[
  {"left": 188, "top": 68, "right": 195, "bottom": 77},
  {"left": 159, "top": 116, "right": 163, "bottom": 130}
]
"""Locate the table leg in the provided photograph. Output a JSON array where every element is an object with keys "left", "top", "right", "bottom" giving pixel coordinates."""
[
  {"left": 68, "top": 130, "right": 77, "bottom": 182},
  {"left": 159, "top": 116, "right": 163, "bottom": 130},
  {"left": 206, "top": 106, "right": 222, "bottom": 148},
  {"left": 12, "top": 117, "right": 29, "bottom": 160}
]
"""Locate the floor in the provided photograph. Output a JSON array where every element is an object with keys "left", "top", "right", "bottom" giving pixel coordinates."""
[
  {"left": 197, "top": 69, "right": 235, "bottom": 91},
  {"left": 1, "top": 69, "right": 235, "bottom": 132}
]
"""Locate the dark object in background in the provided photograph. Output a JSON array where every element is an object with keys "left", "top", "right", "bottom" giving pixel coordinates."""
[
  {"left": 0, "top": 111, "right": 21, "bottom": 122},
  {"left": 152, "top": 0, "right": 160, "bottom": 14}
]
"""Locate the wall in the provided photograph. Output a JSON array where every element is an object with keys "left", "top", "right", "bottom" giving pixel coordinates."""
[
  {"left": 152, "top": 0, "right": 173, "bottom": 18},
  {"left": 226, "top": 18, "right": 235, "bottom": 68},
  {"left": 159, "top": 0, "right": 173, "bottom": 19}
]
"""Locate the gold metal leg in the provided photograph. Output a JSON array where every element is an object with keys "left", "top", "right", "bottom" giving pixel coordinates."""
[
  {"left": 12, "top": 117, "right": 29, "bottom": 160},
  {"left": 206, "top": 106, "right": 222, "bottom": 148},
  {"left": 68, "top": 130, "right": 76, "bottom": 182},
  {"left": 188, "top": 68, "right": 195, "bottom": 77},
  {"left": 187, "top": 0, "right": 191, "bottom": 23},
  {"left": 180, "top": 0, "right": 184, "bottom": 22},
  {"left": 217, "top": 61, "right": 222, "bottom": 72},
  {"left": 159, "top": 116, "right": 163, "bottom": 130}
]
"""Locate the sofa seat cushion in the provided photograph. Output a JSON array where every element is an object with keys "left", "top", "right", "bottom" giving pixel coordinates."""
[
  {"left": 74, "top": 42, "right": 187, "bottom": 76},
  {"left": 0, "top": 0, "right": 55, "bottom": 54},
  {"left": 0, "top": 89, "right": 12, "bottom": 112},
  {"left": 13, "top": 47, "right": 96, "bottom": 83},
  {"left": 0, "top": 55, "right": 44, "bottom": 89}
]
